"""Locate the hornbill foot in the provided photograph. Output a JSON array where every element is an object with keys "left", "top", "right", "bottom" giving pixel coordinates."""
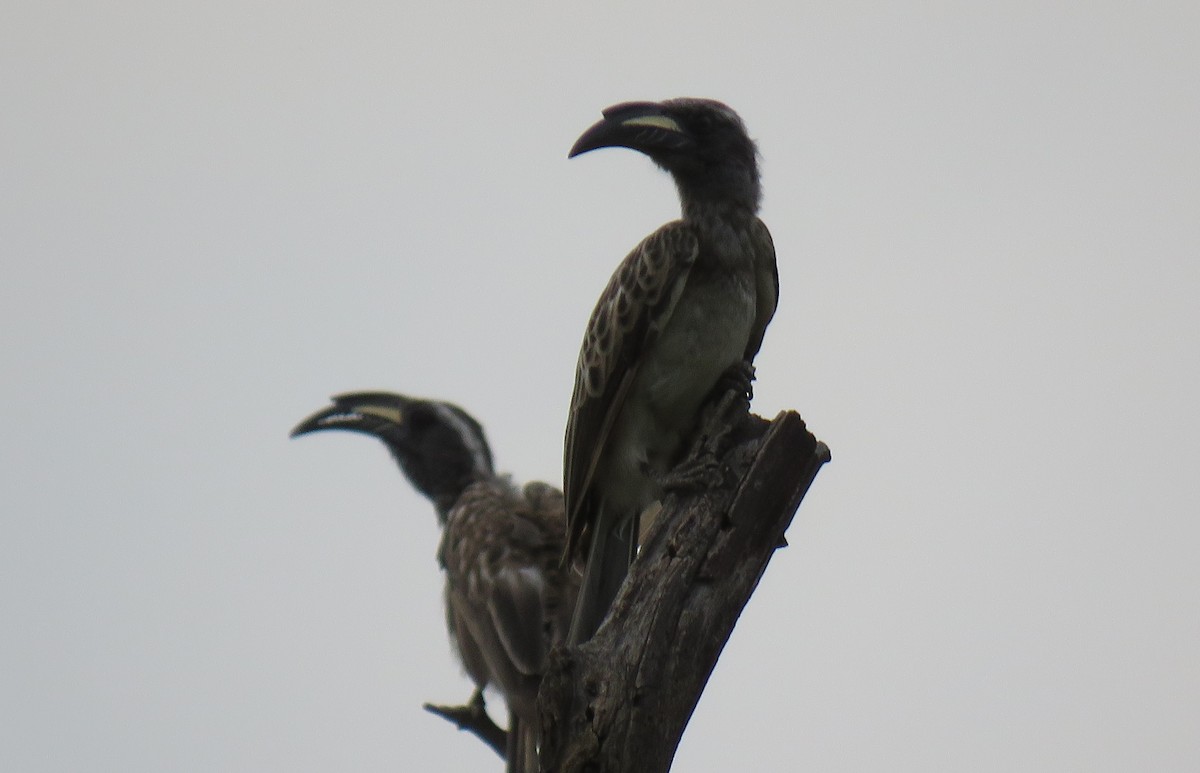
[
  {"left": 658, "top": 455, "right": 727, "bottom": 495},
  {"left": 714, "top": 360, "right": 756, "bottom": 402},
  {"left": 664, "top": 364, "right": 755, "bottom": 496},
  {"left": 422, "top": 688, "right": 508, "bottom": 759},
  {"left": 685, "top": 383, "right": 752, "bottom": 463}
]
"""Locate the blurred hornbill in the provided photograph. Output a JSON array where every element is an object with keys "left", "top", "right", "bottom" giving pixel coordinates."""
[
  {"left": 292, "top": 392, "right": 575, "bottom": 773},
  {"left": 563, "top": 98, "right": 779, "bottom": 643}
]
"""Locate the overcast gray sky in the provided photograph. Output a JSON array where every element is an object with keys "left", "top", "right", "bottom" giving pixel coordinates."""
[{"left": 4, "top": 2, "right": 1199, "bottom": 771}]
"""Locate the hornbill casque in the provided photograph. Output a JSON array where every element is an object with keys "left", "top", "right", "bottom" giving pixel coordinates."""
[
  {"left": 563, "top": 98, "right": 779, "bottom": 644},
  {"left": 291, "top": 393, "right": 576, "bottom": 773}
]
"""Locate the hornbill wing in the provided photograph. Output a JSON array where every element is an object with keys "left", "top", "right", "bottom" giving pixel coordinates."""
[
  {"left": 443, "top": 582, "right": 492, "bottom": 689},
  {"left": 744, "top": 217, "right": 780, "bottom": 363},
  {"left": 562, "top": 222, "right": 700, "bottom": 559},
  {"left": 486, "top": 565, "right": 549, "bottom": 675},
  {"left": 441, "top": 481, "right": 567, "bottom": 680},
  {"left": 483, "top": 483, "right": 571, "bottom": 675}
]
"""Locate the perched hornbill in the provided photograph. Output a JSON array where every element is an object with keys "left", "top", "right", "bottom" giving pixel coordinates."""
[
  {"left": 291, "top": 392, "right": 575, "bottom": 773},
  {"left": 563, "top": 98, "right": 778, "bottom": 644}
]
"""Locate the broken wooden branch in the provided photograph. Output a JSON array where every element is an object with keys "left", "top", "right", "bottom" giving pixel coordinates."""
[{"left": 538, "top": 409, "right": 829, "bottom": 773}]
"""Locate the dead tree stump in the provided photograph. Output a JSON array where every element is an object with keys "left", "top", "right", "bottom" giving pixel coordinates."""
[{"left": 538, "top": 409, "right": 830, "bottom": 773}]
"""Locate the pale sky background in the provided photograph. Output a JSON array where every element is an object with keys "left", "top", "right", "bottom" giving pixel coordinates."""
[{"left": 3, "top": 2, "right": 1199, "bottom": 771}]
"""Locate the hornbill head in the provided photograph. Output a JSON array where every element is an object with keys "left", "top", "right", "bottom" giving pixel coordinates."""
[
  {"left": 291, "top": 392, "right": 494, "bottom": 520},
  {"left": 568, "top": 97, "right": 761, "bottom": 214}
]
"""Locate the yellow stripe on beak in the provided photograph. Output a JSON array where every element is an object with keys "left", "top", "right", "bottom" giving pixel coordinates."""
[
  {"left": 356, "top": 406, "right": 405, "bottom": 424},
  {"left": 621, "top": 115, "right": 683, "bottom": 133}
]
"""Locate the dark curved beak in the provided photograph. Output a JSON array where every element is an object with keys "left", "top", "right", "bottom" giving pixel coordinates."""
[
  {"left": 568, "top": 101, "right": 693, "bottom": 159},
  {"left": 290, "top": 392, "right": 414, "bottom": 439}
]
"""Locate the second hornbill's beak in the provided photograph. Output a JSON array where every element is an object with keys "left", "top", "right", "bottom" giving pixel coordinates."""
[
  {"left": 290, "top": 392, "right": 414, "bottom": 439},
  {"left": 568, "top": 101, "right": 694, "bottom": 159}
]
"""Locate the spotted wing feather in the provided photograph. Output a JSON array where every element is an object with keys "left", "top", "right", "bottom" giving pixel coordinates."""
[
  {"left": 439, "top": 479, "right": 573, "bottom": 697},
  {"left": 562, "top": 222, "right": 700, "bottom": 560}
]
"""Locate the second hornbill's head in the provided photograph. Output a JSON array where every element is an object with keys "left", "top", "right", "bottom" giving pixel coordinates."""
[
  {"left": 568, "top": 97, "right": 761, "bottom": 216},
  {"left": 291, "top": 392, "right": 494, "bottom": 521}
]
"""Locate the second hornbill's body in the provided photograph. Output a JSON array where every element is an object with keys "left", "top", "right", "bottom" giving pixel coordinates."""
[
  {"left": 564, "top": 98, "right": 779, "bottom": 644},
  {"left": 292, "top": 393, "right": 575, "bottom": 773}
]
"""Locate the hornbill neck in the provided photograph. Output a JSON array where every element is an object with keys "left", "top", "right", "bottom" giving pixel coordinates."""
[
  {"left": 380, "top": 436, "right": 493, "bottom": 526},
  {"left": 672, "top": 156, "right": 761, "bottom": 225},
  {"left": 428, "top": 486, "right": 477, "bottom": 525},
  {"left": 679, "top": 190, "right": 759, "bottom": 228},
  {"left": 676, "top": 152, "right": 758, "bottom": 223}
]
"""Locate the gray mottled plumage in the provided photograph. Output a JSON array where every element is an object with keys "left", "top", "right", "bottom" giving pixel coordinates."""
[
  {"left": 440, "top": 480, "right": 568, "bottom": 755},
  {"left": 292, "top": 393, "right": 575, "bottom": 773},
  {"left": 564, "top": 98, "right": 779, "bottom": 644}
]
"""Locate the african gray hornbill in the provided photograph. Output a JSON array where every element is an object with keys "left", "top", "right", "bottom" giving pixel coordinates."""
[
  {"left": 291, "top": 392, "right": 576, "bottom": 773},
  {"left": 563, "top": 98, "right": 779, "bottom": 644}
]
